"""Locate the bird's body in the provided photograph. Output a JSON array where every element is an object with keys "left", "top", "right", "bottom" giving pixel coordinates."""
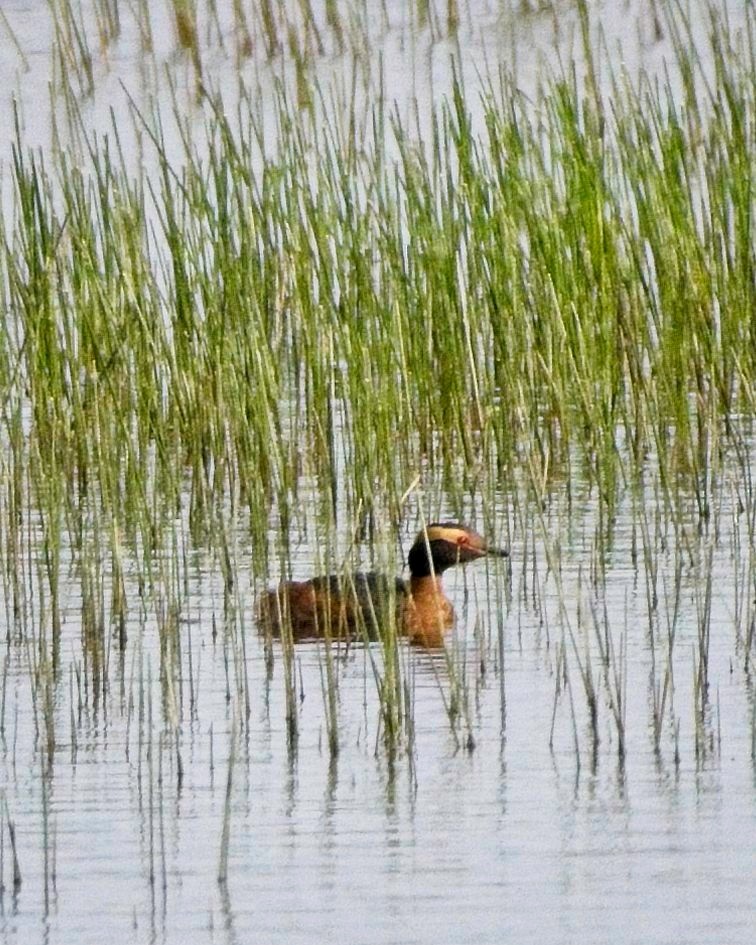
[
  {"left": 259, "top": 571, "right": 405, "bottom": 640},
  {"left": 256, "top": 523, "right": 507, "bottom": 647}
]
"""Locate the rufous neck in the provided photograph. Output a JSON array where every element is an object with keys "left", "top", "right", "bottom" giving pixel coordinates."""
[{"left": 409, "top": 574, "right": 445, "bottom": 597}]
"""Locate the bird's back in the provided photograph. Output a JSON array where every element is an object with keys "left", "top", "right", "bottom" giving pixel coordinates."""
[{"left": 257, "top": 571, "right": 408, "bottom": 641}]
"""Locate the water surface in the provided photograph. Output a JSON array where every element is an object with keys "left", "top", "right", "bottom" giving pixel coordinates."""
[{"left": 1, "top": 3, "right": 755, "bottom": 944}]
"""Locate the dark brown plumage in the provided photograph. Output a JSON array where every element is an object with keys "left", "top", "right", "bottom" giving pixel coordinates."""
[{"left": 256, "top": 523, "right": 507, "bottom": 647}]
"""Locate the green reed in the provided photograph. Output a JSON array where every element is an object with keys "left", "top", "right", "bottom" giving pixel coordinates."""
[
  {"left": 1, "top": 794, "right": 23, "bottom": 892},
  {"left": 0, "top": 0, "right": 754, "bottom": 763}
]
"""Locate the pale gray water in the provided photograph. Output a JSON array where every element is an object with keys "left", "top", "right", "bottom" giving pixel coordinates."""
[
  {"left": 2, "top": 458, "right": 755, "bottom": 944},
  {"left": 0, "top": 0, "right": 743, "bottom": 175},
  {"left": 1, "top": 2, "right": 755, "bottom": 944}
]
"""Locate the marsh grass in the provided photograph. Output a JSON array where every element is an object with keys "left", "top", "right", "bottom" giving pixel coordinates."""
[
  {"left": 0, "top": 1, "right": 754, "bottom": 770},
  {"left": 1, "top": 794, "right": 23, "bottom": 892}
]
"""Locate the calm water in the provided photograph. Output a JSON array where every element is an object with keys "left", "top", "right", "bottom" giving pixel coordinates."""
[
  {"left": 1, "top": 2, "right": 756, "bottom": 944},
  {"left": 2, "top": 464, "right": 755, "bottom": 945}
]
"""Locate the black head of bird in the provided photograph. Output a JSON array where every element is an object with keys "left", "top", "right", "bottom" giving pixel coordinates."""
[{"left": 407, "top": 522, "right": 508, "bottom": 578}]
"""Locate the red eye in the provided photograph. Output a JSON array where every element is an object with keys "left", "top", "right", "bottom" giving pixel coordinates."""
[{"left": 457, "top": 535, "right": 469, "bottom": 546}]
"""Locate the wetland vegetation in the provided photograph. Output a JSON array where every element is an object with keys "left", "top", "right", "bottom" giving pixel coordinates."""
[{"left": 0, "top": 1, "right": 754, "bottom": 942}]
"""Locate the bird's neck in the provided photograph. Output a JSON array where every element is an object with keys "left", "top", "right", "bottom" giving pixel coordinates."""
[
  {"left": 409, "top": 574, "right": 445, "bottom": 597},
  {"left": 406, "top": 575, "right": 454, "bottom": 646}
]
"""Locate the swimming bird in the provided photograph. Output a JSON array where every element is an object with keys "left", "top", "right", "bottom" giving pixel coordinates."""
[{"left": 256, "top": 522, "right": 508, "bottom": 647}]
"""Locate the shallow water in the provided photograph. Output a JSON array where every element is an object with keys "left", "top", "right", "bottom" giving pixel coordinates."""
[
  {"left": 1, "top": 2, "right": 756, "bottom": 944},
  {"left": 2, "top": 451, "right": 756, "bottom": 944},
  {"left": 0, "top": 0, "right": 744, "bottom": 175}
]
